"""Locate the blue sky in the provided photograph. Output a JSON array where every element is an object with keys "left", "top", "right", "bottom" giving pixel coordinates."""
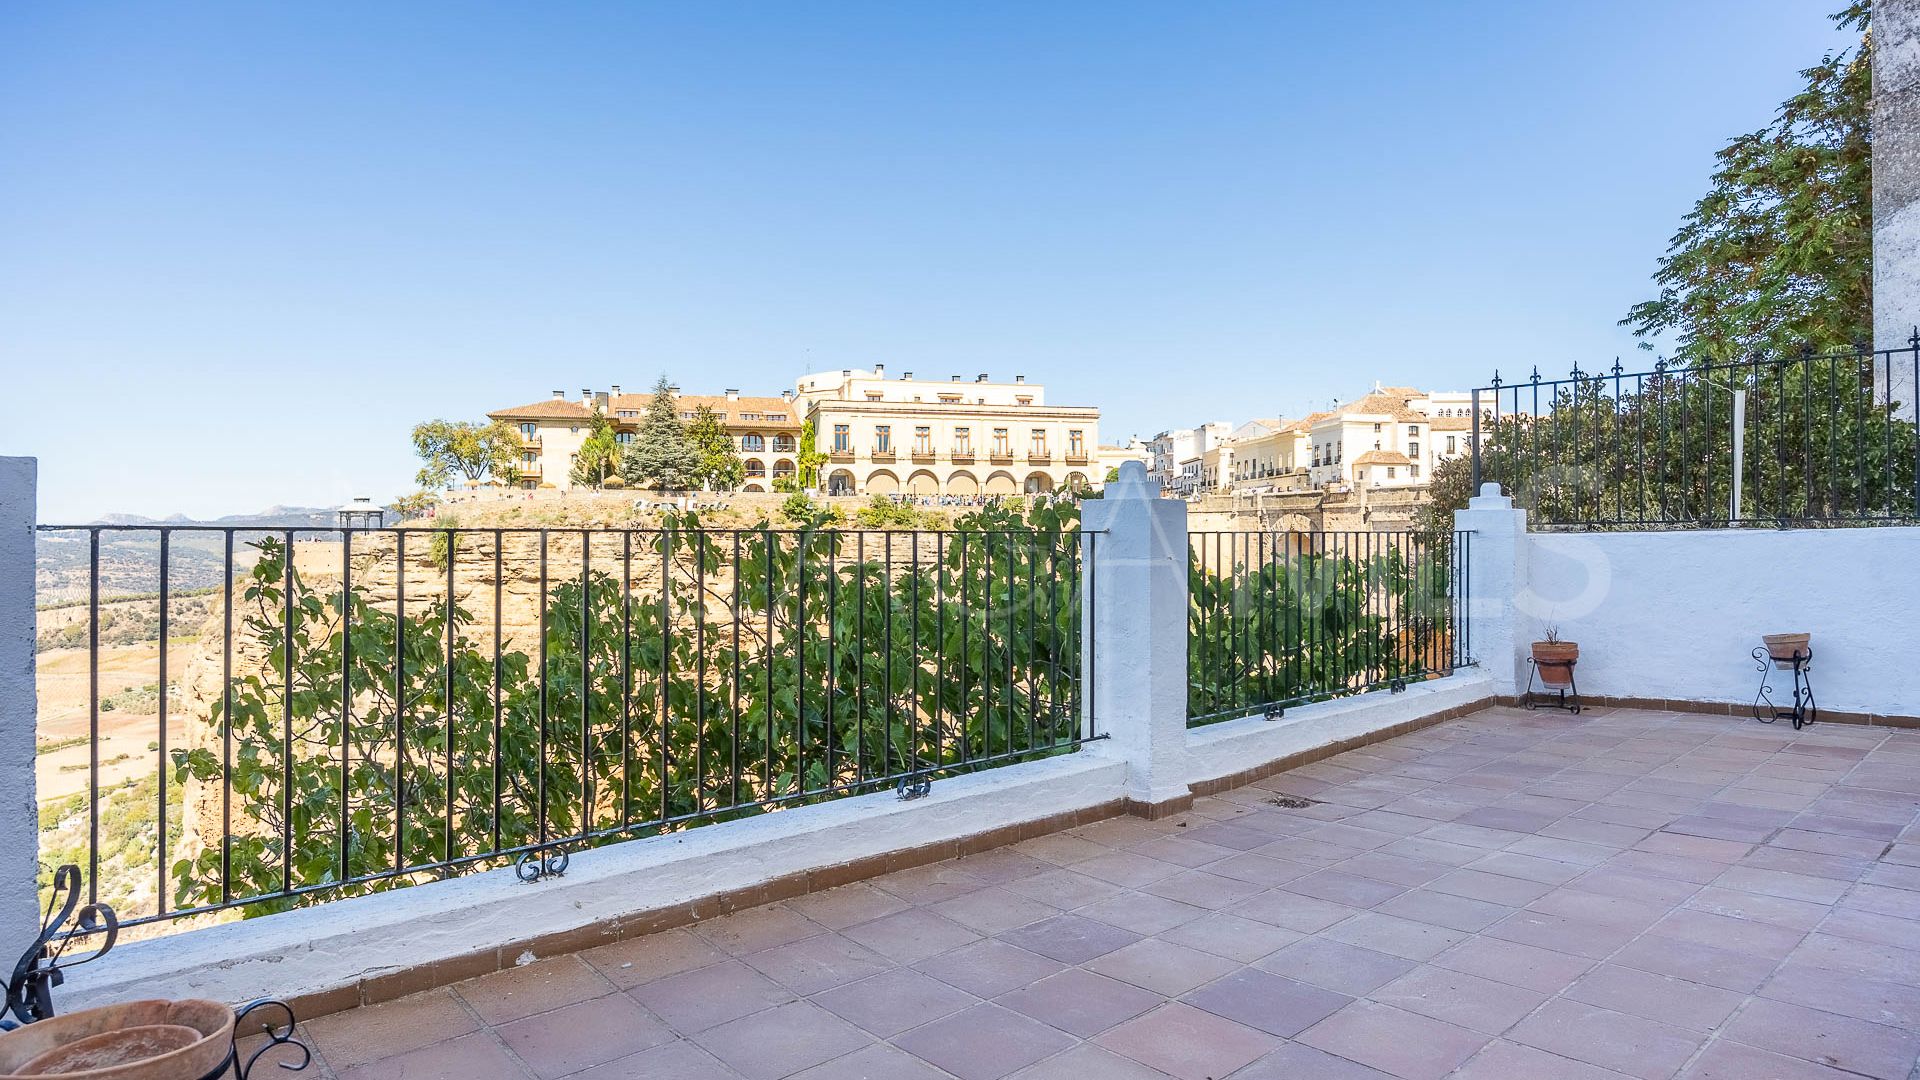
[{"left": 0, "top": 2, "right": 1856, "bottom": 521}]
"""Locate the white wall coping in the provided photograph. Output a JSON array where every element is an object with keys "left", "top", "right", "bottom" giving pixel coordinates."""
[
  {"left": 66, "top": 752, "right": 1127, "bottom": 1011},
  {"left": 1186, "top": 670, "right": 1495, "bottom": 789}
]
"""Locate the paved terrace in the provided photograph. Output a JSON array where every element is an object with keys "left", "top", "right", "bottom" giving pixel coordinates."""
[{"left": 283, "top": 707, "right": 1920, "bottom": 1079}]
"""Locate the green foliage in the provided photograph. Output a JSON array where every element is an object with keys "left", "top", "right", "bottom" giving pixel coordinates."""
[
  {"left": 688, "top": 405, "right": 745, "bottom": 491},
  {"left": 1188, "top": 535, "right": 1456, "bottom": 724},
  {"left": 1478, "top": 358, "right": 1917, "bottom": 525},
  {"left": 390, "top": 491, "right": 441, "bottom": 519},
  {"left": 411, "top": 419, "right": 521, "bottom": 490},
  {"left": 620, "top": 377, "right": 702, "bottom": 492},
  {"left": 796, "top": 420, "right": 829, "bottom": 490},
  {"left": 100, "top": 683, "right": 160, "bottom": 714},
  {"left": 853, "top": 495, "right": 926, "bottom": 529},
  {"left": 570, "top": 410, "right": 622, "bottom": 489},
  {"left": 1623, "top": 4, "right": 1870, "bottom": 362},
  {"left": 169, "top": 503, "right": 1083, "bottom": 918},
  {"left": 779, "top": 494, "right": 843, "bottom": 528},
  {"left": 1413, "top": 453, "right": 1474, "bottom": 564}
]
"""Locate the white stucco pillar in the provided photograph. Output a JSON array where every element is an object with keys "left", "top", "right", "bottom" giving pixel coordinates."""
[
  {"left": 1878, "top": 0, "right": 1920, "bottom": 420},
  {"left": 1081, "top": 460, "right": 1193, "bottom": 815},
  {"left": 1, "top": 458, "right": 38, "bottom": 956},
  {"left": 1455, "top": 482, "right": 1529, "bottom": 697}
]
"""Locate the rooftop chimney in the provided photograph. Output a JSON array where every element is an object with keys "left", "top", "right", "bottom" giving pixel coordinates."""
[
  {"left": 902, "top": 371, "right": 913, "bottom": 380},
  {"left": 582, "top": 388, "right": 594, "bottom": 404},
  {"left": 842, "top": 369, "right": 852, "bottom": 377},
  {"left": 781, "top": 389, "right": 795, "bottom": 402},
  {"left": 1014, "top": 374, "right": 1025, "bottom": 384},
  {"left": 976, "top": 373, "right": 989, "bottom": 383},
  {"left": 874, "top": 363, "right": 885, "bottom": 377},
  {"left": 951, "top": 374, "right": 961, "bottom": 382},
  {"left": 552, "top": 389, "right": 565, "bottom": 400},
  {"left": 725, "top": 388, "right": 740, "bottom": 400},
  {"left": 668, "top": 385, "right": 680, "bottom": 396},
  {"left": 610, "top": 384, "right": 621, "bottom": 396}
]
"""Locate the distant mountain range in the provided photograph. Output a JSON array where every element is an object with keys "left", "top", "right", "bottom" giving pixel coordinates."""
[
  {"left": 85, "top": 506, "right": 343, "bottom": 528},
  {"left": 38, "top": 506, "right": 346, "bottom": 604}
]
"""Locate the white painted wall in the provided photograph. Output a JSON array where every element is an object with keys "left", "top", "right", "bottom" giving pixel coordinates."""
[
  {"left": 0, "top": 458, "right": 37, "bottom": 958},
  {"left": 1877, "top": 0, "right": 1920, "bottom": 421},
  {"left": 1186, "top": 670, "right": 1494, "bottom": 788},
  {"left": 1523, "top": 527, "right": 1920, "bottom": 717},
  {"left": 68, "top": 754, "right": 1127, "bottom": 1011},
  {"left": 1082, "top": 461, "right": 1193, "bottom": 808}
]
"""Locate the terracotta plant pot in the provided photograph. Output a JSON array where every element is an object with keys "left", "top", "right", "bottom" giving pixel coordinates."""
[
  {"left": 1762, "top": 633, "right": 1811, "bottom": 669},
  {"left": 0, "top": 999, "right": 233, "bottom": 1080},
  {"left": 1531, "top": 641, "right": 1579, "bottom": 686}
]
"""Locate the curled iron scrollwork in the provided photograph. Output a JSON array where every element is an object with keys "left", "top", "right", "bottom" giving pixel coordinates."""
[
  {"left": 515, "top": 846, "right": 571, "bottom": 883},
  {"left": 5, "top": 864, "right": 118, "bottom": 1027},
  {"left": 1752, "top": 646, "right": 1815, "bottom": 729},
  {"left": 230, "top": 998, "right": 311, "bottom": 1078}
]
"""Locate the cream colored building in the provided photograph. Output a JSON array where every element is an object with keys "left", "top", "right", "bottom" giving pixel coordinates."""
[
  {"left": 1214, "top": 384, "right": 1481, "bottom": 495},
  {"left": 490, "top": 366, "right": 1099, "bottom": 496},
  {"left": 1096, "top": 438, "right": 1151, "bottom": 481},
  {"left": 797, "top": 365, "right": 1099, "bottom": 496},
  {"left": 488, "top": 386, "right": 802, "bottom": 491}
]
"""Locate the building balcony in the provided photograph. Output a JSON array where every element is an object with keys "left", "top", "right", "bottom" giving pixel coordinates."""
[
  {"left": 1064, "top": 453, "right": 1089, "bottom": 466},
  {"left": 870, "top": 449, "right": 896, "bottom": 463},
  {"left": 950, "top": 450, "right": 975, "bottom": 464},
  {"left": 989, "top": 451, "right": 1014, "bottom": 465},
  {"left": 910, "top": 448, "right": 936, "bottom": 463},
  {"left": 829, "top": 449, "right": 854, "bottom": 463},
  {"left": 1027, "top": 452, "right": 1052, "bottom": 465}
]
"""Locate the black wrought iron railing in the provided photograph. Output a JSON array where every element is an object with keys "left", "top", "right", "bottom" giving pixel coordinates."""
[
  {"left": 1186, "top": 530, "right": 1470, "bottom": 727},
  {"left": 1471, "top": 341, "right": 1920, "bottom": 528},
  {"left": 33, "top": 518, "right": 1090, "bottom": 931}
]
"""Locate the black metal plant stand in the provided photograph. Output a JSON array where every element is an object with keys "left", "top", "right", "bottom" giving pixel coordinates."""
[
  {"left": 1523, "top": 657, "right": 1582, "bottom": 714},
  {"left": 3, "top": 865, "right": 310, "bottom": 1078},
  {"left": 1752, "top": 647, "right": 1815, "bottom": 730}
]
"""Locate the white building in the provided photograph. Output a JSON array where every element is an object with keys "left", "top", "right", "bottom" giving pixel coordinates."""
[{"left": 1148, "top": 421, "right": 1232, "bottom": 494}]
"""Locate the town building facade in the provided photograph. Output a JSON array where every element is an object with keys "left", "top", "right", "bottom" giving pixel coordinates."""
[
  {"left": 489, "top": 367, "right": 1098, "bottom": 496},
  {"left": 796, "top": 366, "right": 1098, "bottom": 495},
  {"left": 1201, "top": 384, "right": 1484, "bottom": 496}
]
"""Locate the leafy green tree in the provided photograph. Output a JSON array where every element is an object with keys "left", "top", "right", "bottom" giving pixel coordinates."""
[
  {"left": 1473, "top": 4, "right": 1912, "bottom": 527},
  {"left": 168, "top": 502, "right": 1089, "bottom": 918},
  {"left": 620, "top": 377, "right": 701, "bottom": 492},
  {"left": 389, "top": 490, "right": 441, "bottom": 519},
  {"left": 1188, "top": 532, "right": 1456, "bottom": 724},
  {"left": 1622, "top": 3, "right": 1870, "bottom": 363},
  {"left": 569, "top": 409, "right": 621, "bottom": 490},
  {"left": 411, "top": 419, "right": 521, "bottom": 489},
  {"left": 687, "top": 405, "right": 745, "bottom": 491},
  {"left": 796, "top": 420, "right": 829, "bottom": 491},
  {"left": 853, "top": 494, "right": 924, "bottom": 528},
  {"left": 778, "top": 493, "right": 842, "bottom": 528}
]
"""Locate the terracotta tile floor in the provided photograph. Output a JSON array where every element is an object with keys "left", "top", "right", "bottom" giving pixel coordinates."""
[{"left": 293, "top": 707, "right": 1920, "bottom": 1079}]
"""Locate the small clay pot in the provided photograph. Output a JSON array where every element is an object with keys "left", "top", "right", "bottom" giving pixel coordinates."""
[
  {"left": 1531, "top": 641, "right": 1579, "bottom": 686},
  {"left": 1763, "top": 633, "right": 1810, "bottom": 669},
  {"left": 0, "top": 999, "right": 233, "bottom": 1080}
]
